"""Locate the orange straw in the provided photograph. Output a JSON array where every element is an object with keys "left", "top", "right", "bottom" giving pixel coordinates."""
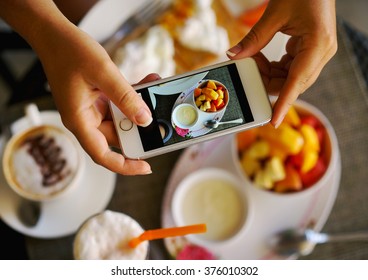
[{"left": 128, "top": 223, "right": 207, "bottom": 248}]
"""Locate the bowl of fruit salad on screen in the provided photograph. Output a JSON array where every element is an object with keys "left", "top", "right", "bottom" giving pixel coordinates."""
[
  {"left": 234, "top": 99, "right": 339, "bottom": 196},
  {"left": 193, "top": 80, "right": 229, "bottom": 114}
]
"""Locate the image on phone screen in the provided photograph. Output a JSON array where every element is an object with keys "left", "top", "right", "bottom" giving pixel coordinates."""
[{"left": 136, "top": 63, "right": 254, "bottom": 152}]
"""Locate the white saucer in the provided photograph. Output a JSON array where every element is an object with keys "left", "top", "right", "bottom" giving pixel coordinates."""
[
  {"left": 0, "top": 111, "right": 117, "bottom": 239},
  {"left": 161, "top": 135, "right": 341, "bottom": 259},
  {"left": 171, "top": 80, "right": 226, "bottom": 138}
]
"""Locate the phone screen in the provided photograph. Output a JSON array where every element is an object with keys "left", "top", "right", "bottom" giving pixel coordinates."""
[{"left": 136, "top": 63, "right": 254, "bottom": 152}]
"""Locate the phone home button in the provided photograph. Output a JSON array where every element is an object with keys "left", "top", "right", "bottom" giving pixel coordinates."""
[{"left": 119, "top": 118, "right": 133, "bottom": 131}]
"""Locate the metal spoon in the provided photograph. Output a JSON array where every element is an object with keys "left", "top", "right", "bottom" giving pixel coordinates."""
[
  {"left": 17, "top": 198, "right": 41, "bottom": 227},
  {"left": 203, "top": 118, "right": 243, "bottom": 129},
  {"left": 270, "top": 228, "right": 368, "bottom": 257}
]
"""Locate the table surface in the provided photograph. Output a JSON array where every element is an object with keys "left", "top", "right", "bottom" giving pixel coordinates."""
[{"left": 1, "top": 18, "right": 368, "bottom": 260}]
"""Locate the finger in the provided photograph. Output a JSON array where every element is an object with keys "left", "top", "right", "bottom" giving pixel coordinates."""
[
  {"left": 270, "top": 41, "right": 327, "bottom": 128},
  {"left": 134, "top": 73, "right": 161, "bottom": 86},
  {"left": 98, "top": 120, "right": 119, "bottom": 147},
  {"left": 226, "top": 8, "right": 282, "bottom": 59},
  {"left": 95, "top": 61, "right": 153, "bottom": 127},
  {"left": 253, "top": 52, "right": 289, "bottom": 94},
  {"left": 73, "top": 124, "right": 152, "bottom": 175}
]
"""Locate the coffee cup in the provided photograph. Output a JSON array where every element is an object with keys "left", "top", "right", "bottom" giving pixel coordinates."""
[
  {"left": 2, "top": 103, "right": 84, "bottom": 202},
  {"left": 73, "top": 210, "right": 149, "bottom": 260}
]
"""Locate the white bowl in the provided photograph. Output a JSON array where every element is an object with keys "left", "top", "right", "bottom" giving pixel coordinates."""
[
  {"left": 171, "top": 167, "right": 253, "bottom": 249},
  {"left": 233, "top": 99, "right": 340, "bottom": 200},
  {"left": 193, "top": 79, "right": 229, "bottom": 114},
  {"left": 171, "top": 103, "right": 199, "bottom": 129}
]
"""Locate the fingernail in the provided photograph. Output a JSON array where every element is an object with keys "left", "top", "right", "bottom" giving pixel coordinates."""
[
  {"left": 226, "top": 44, "right": 242, "bottom": 57},
  {"left": 273, "top": 120, "right": 281, "bottom": 129},
  {"left": 135, "top": 108, "right": 152, "bottom": 127},
  {"left": 273, "top": 115, "right": 284, "bottom": 129}
]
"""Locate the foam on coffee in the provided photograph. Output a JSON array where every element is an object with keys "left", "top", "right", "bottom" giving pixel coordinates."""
[
  {"left": 73, "top": 210, "right": 149, "bottom": 260},
  {"left": 8, "top": 125, "right": 79, "bottom": 198}
]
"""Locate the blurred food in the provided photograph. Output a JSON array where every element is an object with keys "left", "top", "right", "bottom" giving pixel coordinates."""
[
  {"left": 113, "top": 25, "right": 175, "bottom": 84},
  {"left": 237, "top": 105, "right": 328, "bottom": 193},
  {"left": 112, "top": 0, "right": 257, "bottom": 84},
  {"left": 238, "top": 0, "right": 268, "bottom": 27},
  {"left": 176, "top": 244, "right": 216, "bottom": 260}
]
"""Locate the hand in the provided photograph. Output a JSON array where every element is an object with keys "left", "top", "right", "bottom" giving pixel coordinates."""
[
  {"left": 227, "top": 0, "right": 337, "bottom": 128},
  {"left": 0, "top": 0, "right": 157, "bottom": 175},
  {"left": 41, "top": 27, "right": 159, "bottom": 175}
]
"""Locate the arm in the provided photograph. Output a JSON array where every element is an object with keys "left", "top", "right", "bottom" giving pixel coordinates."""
[
  {"left": 0, "top": 0, "right": 154, "bottom": 175},
  {"left": 227, "top": 0, "right": 337, "bottom": 128}
]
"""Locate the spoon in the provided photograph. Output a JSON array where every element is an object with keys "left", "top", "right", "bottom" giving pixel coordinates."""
[
  {"left": 271, "top": 228, "right": 368, "bottom": 257},
  {"left": 17, "top": 198, "right": 41, "bottom": 227},
  {"left": 203, "top": 118, "right": 243, "bottom": 129}
]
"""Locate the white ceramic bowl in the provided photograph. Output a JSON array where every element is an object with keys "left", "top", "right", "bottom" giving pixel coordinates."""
[
  {"left": 171, "top": 103, "right": 199, "bottom": 129},
  {"left": 171, "top": 167, "right": 253, "bottom": 249},
  {"left": 193, "top": 79, "right": 229, "bottom": 114},
  {"left": 233, "top": 99, "right": 340, "bottom": 200}
]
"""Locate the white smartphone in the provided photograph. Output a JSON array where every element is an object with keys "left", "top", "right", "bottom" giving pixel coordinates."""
[{"left": 110, "top": 58, "right": 272, "bottom": 159}]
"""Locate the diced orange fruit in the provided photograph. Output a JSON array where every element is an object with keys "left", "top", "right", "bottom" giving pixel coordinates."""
[
  {"left": 300, "top": 124, "right": 320, "bottom": 152},
  {"left": 269, "top": 144, "right": 289, "bottom": 162},
  {"left": 258, "top": 123, "right": 304, "bottom": 155},
  {"left": 245, "top": 140, "right": 270, "bottom": 160},
  {"left": 208, "top": 103, "right": 217, "bottom": 112},
  {"left": 194, "top": 87, "right": 202, "bottom": 97},
  {"left": 217, "top": 89, "right": 224, "bottom": 99},
  {"left": 240, "top": 153, "right": 261, "bottom": 178},
  {"left": 236, "top": 128, "right": 258, "bottom": 151},
  {"left": 283, "top": 105, "right": 301, "bottom": 127},
  {"left": 274, "top": 165, "right": 303, "bottom": 193},
  {"left": 300, "top": 150, "right": 319, "bottom": 174},
  {"left": 254, "top": 169, "right": 274, "bottom": 189},
  {"left": 264, "top": 156, "right": 286, "bottom": 182},
  {"left": 207, "top": 80, "right": 217, "bottom": 90}
]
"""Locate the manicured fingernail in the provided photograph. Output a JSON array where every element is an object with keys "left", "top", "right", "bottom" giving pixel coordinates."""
[
  {"left": 273, "top": 120, "right": 281, "bottom": 129},
  {"left": 226, "top": 44, "right": 242, "bottom": 57},
  {"left": 273, "top": 115, "right": 285, "bottom": 129},
  {"left": 135, "top": 108, "right": 152, "bottom": 127},
  {"left": 145, "top": 169, "right": 152, "bottom": 175}
]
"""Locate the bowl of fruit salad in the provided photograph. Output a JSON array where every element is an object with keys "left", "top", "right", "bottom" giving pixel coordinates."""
[
  {"left": 193, "top": 80, "right": 229, "bottom": 114},
  {"left": 234, "top": 99, "right": 339, "bottom": 196}
]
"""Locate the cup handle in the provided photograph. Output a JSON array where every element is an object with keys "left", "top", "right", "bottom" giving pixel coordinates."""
[{"left": 25, "top": 103, "right": 42, "bottom": 126}]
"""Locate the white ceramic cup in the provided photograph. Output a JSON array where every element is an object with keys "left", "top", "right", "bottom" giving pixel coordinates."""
[
  {"left": 171, "top": 167, "right": 252, "bottom": 249},
  {"left": 2, "top": 103, "right": 85, "bottom": 202},
  {"left": 73, "top": 210, "right": 149, "bottom": 260}
]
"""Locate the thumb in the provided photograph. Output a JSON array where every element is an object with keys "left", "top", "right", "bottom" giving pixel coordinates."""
[
  {"left": 226, "top": 9, "right": 281, "bottom": 59},
  {"left": 98, "top": 63, "right": 153, "bottom": 127}
]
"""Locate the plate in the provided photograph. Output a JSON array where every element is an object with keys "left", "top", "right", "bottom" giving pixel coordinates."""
[
  {"left": 0, "top": 111, "right": 117, "bottom": 239},
  {"left": 78, "top": 0, "right": 288, "bottom": 62},
  {"left": 149, "top": 72, "right": 208, "bottom": 95},
  {"left": 78, "top": 0, "right": 149, "bottom": 43},
  {"left": 161, "top": 135, "right": 341, "bottom": 259},
  {"left": 170, "top": 80, "right": 226, "bottom": 138}
]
